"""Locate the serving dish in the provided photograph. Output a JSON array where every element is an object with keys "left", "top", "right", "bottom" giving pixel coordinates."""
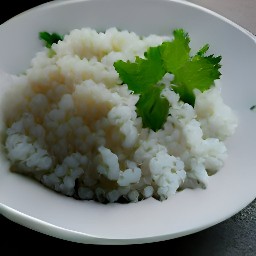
[{"left": 0, "top": 0, "right": 255, "bottom": 245}]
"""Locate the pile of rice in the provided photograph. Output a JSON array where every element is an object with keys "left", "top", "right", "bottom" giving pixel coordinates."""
[{"left": 2, "top": 27, "right": 238, "bottom": 203}]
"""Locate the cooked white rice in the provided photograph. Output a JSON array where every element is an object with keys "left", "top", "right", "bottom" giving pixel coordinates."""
[{"left": 2, "top": 27, "right": 238, "bottom": 203}]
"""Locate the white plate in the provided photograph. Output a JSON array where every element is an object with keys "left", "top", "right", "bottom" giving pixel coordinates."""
[{"left": 0, "top": 0, "right": 255, "bottom": 245}]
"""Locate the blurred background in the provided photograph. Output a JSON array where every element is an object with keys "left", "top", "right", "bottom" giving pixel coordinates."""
[{"left": 188, "top": 0, "right": 255, "bottom": 34}]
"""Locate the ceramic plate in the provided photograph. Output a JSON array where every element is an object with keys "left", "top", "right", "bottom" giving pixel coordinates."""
[{"left": 0, "top": 0, "right": 255, "bottom": 245}]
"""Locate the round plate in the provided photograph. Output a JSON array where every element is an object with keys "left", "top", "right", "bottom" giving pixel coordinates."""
[{"left": 0, "top": 0, "right": 255, "bottom": 245}]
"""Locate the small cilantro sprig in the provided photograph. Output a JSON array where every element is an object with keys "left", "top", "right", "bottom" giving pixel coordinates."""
[
  {"left": 250, "top": 105, "right": 256, "bottom": 111},
  {"left": 114, "top": 46, "right": 165, "bottom": 93},
  {"left": 39, "top": 31, "right": 64, "bottom": 48},
  {"left": 136, "top": 85, "right": 169, "bottom": 132},
  {"left": 114, "top": 29, "right": 222, "bottom": 131},
  {"left": 114, "top": 46, "right": 168, "bottom": 131}
]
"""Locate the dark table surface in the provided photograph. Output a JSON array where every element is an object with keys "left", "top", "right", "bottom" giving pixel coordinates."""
[{"left": 0, "top": 1, "right": 255, "bottom": 254}]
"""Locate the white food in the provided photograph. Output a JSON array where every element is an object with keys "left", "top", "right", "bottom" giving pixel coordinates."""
[{"left": 1, "top": 27, "right": 238, "bottom": 203}]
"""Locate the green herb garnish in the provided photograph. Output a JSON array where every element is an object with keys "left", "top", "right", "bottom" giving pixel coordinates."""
[
  {"left": 113, "top": 46, "right": 165, "bottom": 94},
  {"left": 250, "top": 105, "right": 256, "bottom": 111},
  {"left": 39, "top": 31, "right": 64, "bottom": 48},
  {"left": 114, "top": 28, "right": 222, "bottom": 131}
]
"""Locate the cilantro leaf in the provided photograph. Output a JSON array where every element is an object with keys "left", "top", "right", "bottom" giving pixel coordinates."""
[
  {"left": 172, "top": 54, "right": 222, "bottom": 105},
  {"left": 113, "top": 46, "right": 165, "bottom": 93},
  {"left": 161, "top": 30, "right": 222, "bottom": 106},
  {"left": 114, "top": 28, "right": 222, "bottom": 131},
  {"left": 196, "top": 44, "right": 209, "bottom": 56},
  {"left": 39, "top": 31, "right": 64, "bottom": 48},
  {"left": 160, "top": 29, "right": 190, "bottom": 73},
  {"left": 136, "top": 86, "right": 169, "bottom": 131}
]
